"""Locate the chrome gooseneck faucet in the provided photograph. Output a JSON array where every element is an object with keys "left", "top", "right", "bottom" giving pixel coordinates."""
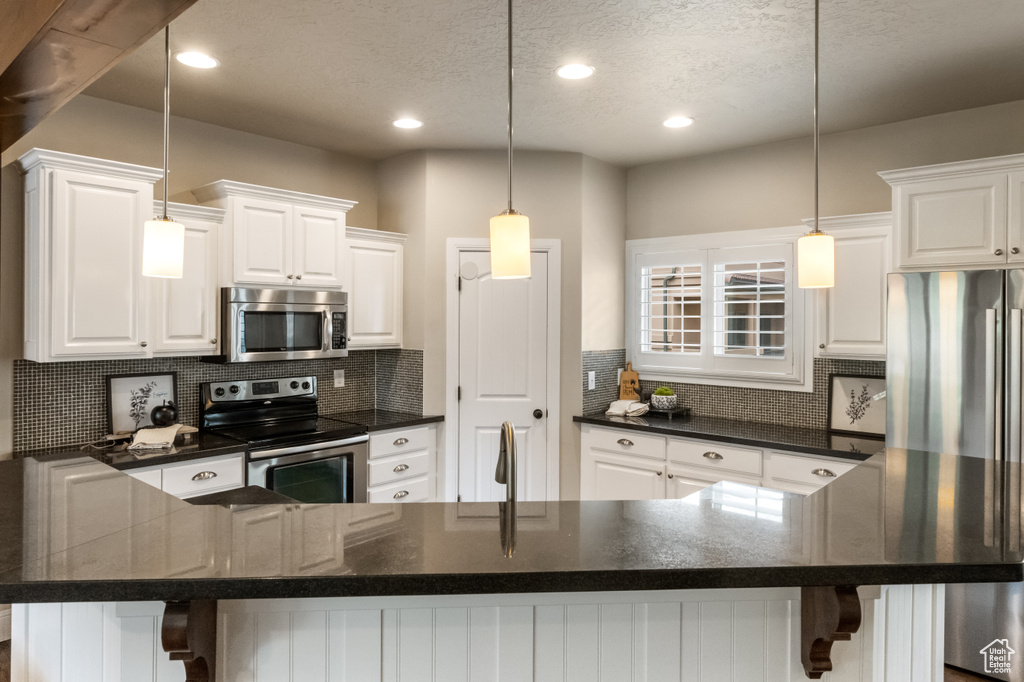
[{"left": 494, "top": 421, "right": 518, "bottom": 505}]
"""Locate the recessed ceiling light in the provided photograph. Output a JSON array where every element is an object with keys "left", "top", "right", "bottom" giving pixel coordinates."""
[
  {"left": 175, "top": 52, "right": 219, "bottom": 69},
  {"left": 663, "top": 116, "right": 695, "bottom": 128},
  {"left": 556, "top": 64, "right": 595, "bottom": 80},
  {"left": 393, "top": 118, "right": 423, "bottom": 129}
]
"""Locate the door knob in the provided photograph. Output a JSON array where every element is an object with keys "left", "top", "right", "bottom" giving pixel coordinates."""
[{"left": 533, "top": 409, "right": 544, "bottom": 419}]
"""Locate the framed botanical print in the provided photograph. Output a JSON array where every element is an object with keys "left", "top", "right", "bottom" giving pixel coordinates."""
[
  {"left": 106, "top": 372, "right": 178, "bottom": 434},
  {"left": 827, "top": 374, "right": 886, "bottom": 437}
]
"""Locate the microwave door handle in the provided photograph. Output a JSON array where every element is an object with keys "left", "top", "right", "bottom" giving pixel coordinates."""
[{"left": 323, "top": 310, "right": 332, "bottom": 352}]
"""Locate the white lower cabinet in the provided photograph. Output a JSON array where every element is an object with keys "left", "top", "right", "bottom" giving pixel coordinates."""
[
  {"left": 366, "top": 424, "right": 438, "bottom": 502},
  {"left": 126, "top": 453, "right": 245, "bottom": 499},
  {"left": 581, "top": 424, "right": 858, "bottom": 500},
  {"left": 14, "top": 584, "right": 944, "bottom": 682}
]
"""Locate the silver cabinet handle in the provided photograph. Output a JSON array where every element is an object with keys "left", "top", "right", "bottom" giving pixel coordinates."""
[
  {"left": 140, "top": 341, "right": 148, "bottom": 347},
  {"left": 996, "top": 249, "right": 1004, "bottom": 256},
  {"left": 296, "top": 275, "right": 302, "bottom": 280},
  {"left": 811, "top": 468, "right": 836, "bottom": 478},
  {"left": 394, "top": 437, "right": 409, "bottom": 446},
  {"left": 191, "top": 471, "right": 217, "bottom": 481},
  {"left": 703, "top": 451, "right": 723, "bottom": 460},
  {"left": 617, "top": 438, "right": 633, "bottom": 447},
  {"left": 667, "top": 473, "right": 674, "bottom": 479},
  {"left": 1014, "top": 247, "right": 1021, "bottom": 255},
  {"left": 287, "top": 274, "right": 294, "bottom": 279},
  {"left": 656, "top": 471, "right": 662, "bottom": 476},
  {"left": 210, "top": 338, "right": 217, "bottom": 344},
  {"left": 393, "top": 490, "right": 409, "bottom": 499},
  {"left": 393, "top": 463, "right": 410, "bottom": 472}
]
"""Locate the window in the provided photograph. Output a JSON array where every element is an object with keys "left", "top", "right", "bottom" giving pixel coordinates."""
[{"left": 626, "top": 235, "right": 809, "bottom": 390}]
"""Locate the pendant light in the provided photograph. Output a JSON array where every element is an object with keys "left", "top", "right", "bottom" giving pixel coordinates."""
[
  {"left": 797, "top": 0, "right": 835, "bottom": 289},
  {"left": 142, "top": 26, "right": 185, "bottom": 279},
  {"left": 489, "top": 0, "right": 531, "bottom": 279}
]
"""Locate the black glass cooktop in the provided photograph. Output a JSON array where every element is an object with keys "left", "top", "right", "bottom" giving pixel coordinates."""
[{"left": 209, "top": 416, "right": 366, "bottom": 451}]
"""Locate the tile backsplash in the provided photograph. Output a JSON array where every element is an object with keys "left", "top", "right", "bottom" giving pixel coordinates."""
[
  {"left": 13, "top": 349, "right": 424, "bottom": 452},
  {"left": 582, "top": 349, "right": 885, "bottom": 431}
]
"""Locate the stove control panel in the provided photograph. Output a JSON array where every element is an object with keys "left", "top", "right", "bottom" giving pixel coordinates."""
[{"left": 205, "top": 376, "right": 317, "bottom": 403}]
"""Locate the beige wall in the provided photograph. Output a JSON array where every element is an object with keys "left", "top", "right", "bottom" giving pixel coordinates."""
[
  {"left": 581, "top": 156, "right": 626, "bottom": 351},
  {"left": 627, "top": 99, "right": 1024, "bottom": 239},
  {"left": 1, "top": 95, "right": 379, "bottom": 228}
]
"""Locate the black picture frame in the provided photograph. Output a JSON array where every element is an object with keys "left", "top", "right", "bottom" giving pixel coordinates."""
[
  {"left": 106, "top": 372, "right": 178, "bottom": 435},
  {"left": 828, "top": 433, "right": 886, "bottom": 456},
  {"left": 827, "top": 373, "right": 887, "bottom": 437}
]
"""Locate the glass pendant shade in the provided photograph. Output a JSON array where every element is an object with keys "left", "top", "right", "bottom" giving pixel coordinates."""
[
  {"left": 797, "top": 230, "right": 835, "bottom": 288},
  {"left": 490, "top": 212, "right": 531, "bottom": 279},
  {"left": 142, "top": 217, "right": 186, "bottom": 278}
]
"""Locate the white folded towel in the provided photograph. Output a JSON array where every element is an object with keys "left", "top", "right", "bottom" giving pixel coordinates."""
[
  {"left": 605, "top": 400, "right": 650, "bottom": 417},
  {"left": 128, "top": 424, "right": 182, "bottom": 450}
]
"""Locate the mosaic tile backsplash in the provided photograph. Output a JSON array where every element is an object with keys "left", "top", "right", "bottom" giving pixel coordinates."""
[
  {"left": 583, "top": 349, "right": 885, "bottom": 431},
  {"left": 13, "top": 349, "right": 424, "bottom": 451}
]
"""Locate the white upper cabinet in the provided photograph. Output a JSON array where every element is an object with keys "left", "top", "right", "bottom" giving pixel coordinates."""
[
  {"left": 192, "top": 180, "right": 355, "bottom": 289},
  {"left": 345, "top": 227, "right": 405, "bottom": 349},
  {"left": 880, "top": 153, "right": 1024, "bottom": 270},
  {"left": 148, "top": 202, "right": 224, "bottom": 356},
  {"left": 810, "top": 213, "right": 891, "bottom": 360},
  {"left": 19, "top": 149, "right": 161, "bottom": 362}
]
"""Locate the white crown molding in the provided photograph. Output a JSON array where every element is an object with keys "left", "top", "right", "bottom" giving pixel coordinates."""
[
  {"left": 152, "top": 200, "right": 226, "bottom": 222},
  {"left": 191, "top": 179, "right": 357, "bottom": 212},
  {"left": 878, "top": 153, "right": 1024, "bottom": 185},
  {"left": 800, "top": 211, "right": 892, "bottom": 230},
  {"left": 346, "top": 226, "right": 407, "bottom": 243},
  {"left": 16, "top": 148, "right": 162, "bottom": 182}
]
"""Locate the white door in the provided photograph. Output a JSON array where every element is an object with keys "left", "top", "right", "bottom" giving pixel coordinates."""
[
  {"left": 458, "top": 250, "right": 551, "bottom": 502},
  {"left": 232, "top": 196, "right": 293, "bottom": 285},
  {"left": 150, "top": 216, "right": 219, "bottom": 355},
  {"left": 49, "top": 169, "right": 150, "bottom": 357},
  {"left": 293, "top": 205, "right": 346, "bottom": 288}
]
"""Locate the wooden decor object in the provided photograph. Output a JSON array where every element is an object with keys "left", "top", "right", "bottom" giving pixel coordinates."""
[
  {"left": 800, "top": 585, "right": 862, "bottom": 679},
  {"left": 619, "top": 361, "right": 640, "bottom": 400},
  {"left": 162, "top": 600, "right": 218, "bottom": 682},
  {"left": 0, "top": 0, "right": 199, "bottom": 153}
]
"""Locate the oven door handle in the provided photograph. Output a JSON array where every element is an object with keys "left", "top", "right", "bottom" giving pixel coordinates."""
[{"left": 250, "top": 435, "right": 368, "bottom": 460}]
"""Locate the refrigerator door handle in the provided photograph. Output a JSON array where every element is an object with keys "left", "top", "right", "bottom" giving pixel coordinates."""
[
  {"left": 985, "top": 308, "right": 998, "bottom": 461},
  {"left": 1010, "top": 308, "right": 1022, "bottom": 464}
]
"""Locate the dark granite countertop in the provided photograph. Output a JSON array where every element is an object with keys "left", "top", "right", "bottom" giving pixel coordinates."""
[
  {"left": 324, "top": 409, "right": 444, "bottom": 432},
  {"left": 14, "top": 431, "right": 247, "bottom": 471},
  {"left": 0, "top": 447, "right": 1018, "bottom": 603},
  {"left": 574, "top": 413, "right": 885, "bottom": 460},
  {"left": 187, "top": 485, "right": 296, "bottom": 506}
]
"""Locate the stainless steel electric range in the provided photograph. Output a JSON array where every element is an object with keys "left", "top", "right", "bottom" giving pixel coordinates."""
[{"left": 200, "top": 376, "right": 368, "bottom": 503}]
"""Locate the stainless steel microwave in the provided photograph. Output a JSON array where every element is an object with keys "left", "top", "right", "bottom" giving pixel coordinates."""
[{"left": 212, "top": 287, "right": 348, "bottom": 363}]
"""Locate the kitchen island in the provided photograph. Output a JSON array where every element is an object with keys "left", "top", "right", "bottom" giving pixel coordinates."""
[{"left": 5, "top": 448, "right": 1021, "bottom": 681}]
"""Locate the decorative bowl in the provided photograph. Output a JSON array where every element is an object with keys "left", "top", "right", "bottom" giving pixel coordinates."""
[{"left": 650, "top": 393, "right": 677, "bottom": 410}]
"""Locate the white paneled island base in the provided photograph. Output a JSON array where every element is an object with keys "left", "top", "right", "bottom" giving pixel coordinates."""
[{"left": 14, "top": 584, "right": 942, "bottom": 682}]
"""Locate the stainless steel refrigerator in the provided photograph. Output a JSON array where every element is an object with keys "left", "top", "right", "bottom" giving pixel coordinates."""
[{"left": 888, "top": 270, "right": 1024, "bottom": 680}]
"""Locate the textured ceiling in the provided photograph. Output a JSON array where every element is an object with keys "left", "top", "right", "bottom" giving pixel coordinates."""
[{"left": 83, "top": 0, "right": 1024, "bottom": 167}]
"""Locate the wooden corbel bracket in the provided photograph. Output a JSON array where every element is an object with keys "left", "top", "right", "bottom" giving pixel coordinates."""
[
  {"left": 162, "top": 600, "right": 218, "bottom": 682},
  {"left": 801, "top": 585, "right": 862, "bottom": 679}
]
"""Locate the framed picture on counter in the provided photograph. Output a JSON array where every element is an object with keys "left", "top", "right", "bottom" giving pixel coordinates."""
[
  {"left": 106, "top": 372, "right": 177, "bottom": 435},
  {"left": 828, "top": 374, "right": 886, "bottom": 437}
]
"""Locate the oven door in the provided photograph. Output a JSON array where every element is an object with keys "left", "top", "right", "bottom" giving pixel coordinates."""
[
  {"left": 228, "top": 302, "right": 346, "bottom": 363},
  {"left": 248, "top": 438, "right": 368, "bottom": 503}
]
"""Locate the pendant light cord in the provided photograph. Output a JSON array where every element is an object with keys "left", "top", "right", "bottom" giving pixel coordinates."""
[
  {"left": 161, "top": 26, "right": 171, "bottom": 221},
  {"left": 506, "top": 0, "right": 514, "bottom": 213},
  {"left": 812, "top": 0, "right": 820, "bottom": 235}
]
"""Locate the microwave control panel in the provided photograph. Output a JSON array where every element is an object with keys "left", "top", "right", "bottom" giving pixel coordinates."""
[{"left": 332, "top": 312, "right": 347, "bottom": 350}]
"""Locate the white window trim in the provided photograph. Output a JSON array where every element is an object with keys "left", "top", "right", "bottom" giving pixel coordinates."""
[{"left": 626, "top": 226, "right": 814, "bottom": 392}]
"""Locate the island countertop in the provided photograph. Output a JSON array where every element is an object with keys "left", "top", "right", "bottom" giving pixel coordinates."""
[{"left": 0, "top": 447, "right": 1020, "bottom": 603}]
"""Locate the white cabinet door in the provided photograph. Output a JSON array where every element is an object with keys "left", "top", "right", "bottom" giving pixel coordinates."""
[
  {"left": 232, "top": 196, "right": 293, "bottom": 285},
  {"left": 49, "top": 169, "right": 151, "bottom": 358},
  {"left": 665, "top": 464, "right": 761, "bottom": 499},
  {"left": 1008, "top": 171, "right": 1024, "bottom": 264},
  {"left": 895, "top": 173, "right": 1008, "bottom": 268},
  {"left": 347, "top": 235, "right": 403, "bottom": 348},
  {"left": 581, "top": 450, "right": 665, "bottom": 501},
  {"left": 293, "top": 205, "right": 346, "bottom": 288},
  {"left": 150, "top": 215, "right": 219, "bottom": 355},
  {"left": 817, "top": 224, "right": 890, "bottom": 358}
]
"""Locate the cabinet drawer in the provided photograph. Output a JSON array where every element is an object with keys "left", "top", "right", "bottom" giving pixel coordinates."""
[
  {"left": 584, "top": 426, "right": 666, "bottom": 461},
  {"left": 367, "top": 475, "right": 429, "bottom": 503},
  {"left": 668, "top": 440, "right": 762, "bottom": 476},
  {"left": 767, "top": 452, "right": 856, "bottom": 488},
  {"left": 128, "top": 467, "right": 163, "bottom": 489},
  {"left": 368, "top": 450, "right": 430, "bottom": 487},
  {"left": 369, "top": 427, "right": 433, "bottom": 460},
  {"left": 161, "top": 455, "right": 245, "bottom": 498}
]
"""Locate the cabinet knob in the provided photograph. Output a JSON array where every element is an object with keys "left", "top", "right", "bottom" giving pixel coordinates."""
[
  {"left": 393, "top": 490, "right": 409, "bottom": 499},
  {"left": 819, "top": 343, "right": 825, "bottom": 349},
  {"left": 394, "top": 463, "right": 410, "bottom": 472},
  {"left": 811, "top": 468, "right": 837, "bottom": 478},
  {"left": 287, "top": 274, "right": 294, "bottom": 279},
  {"left": 394, "top": 437, "right": 409, "bottom": 446},
  {"left": 617, "top": 438, "right": 634, "bottom": 447},
  {"left": 140, "top": 341, "right": 148, "bottom": 347},
  {"left": 996, "top": 249, "right": 1004, "bottom": 256},
  {"left": 296, "top": 275, "right": 302, "bottom": 280},
  {"left": 191, "top": 471, "right": 217, "bottom": 481},
  {"left": 702, "top": 451, "right": 723, "bottom": 460},
  {"left": 1014, "top": 248, "right": 1021, "bottom": 255},
  {"left": 210, "top": 338, "right": 217, "bottom": 345},
  {"left": 667, "top": 473, "right": 674, "bottom": 479},
  {"left": 656, "top": 471, "right": 663, "bottom": 476}
]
